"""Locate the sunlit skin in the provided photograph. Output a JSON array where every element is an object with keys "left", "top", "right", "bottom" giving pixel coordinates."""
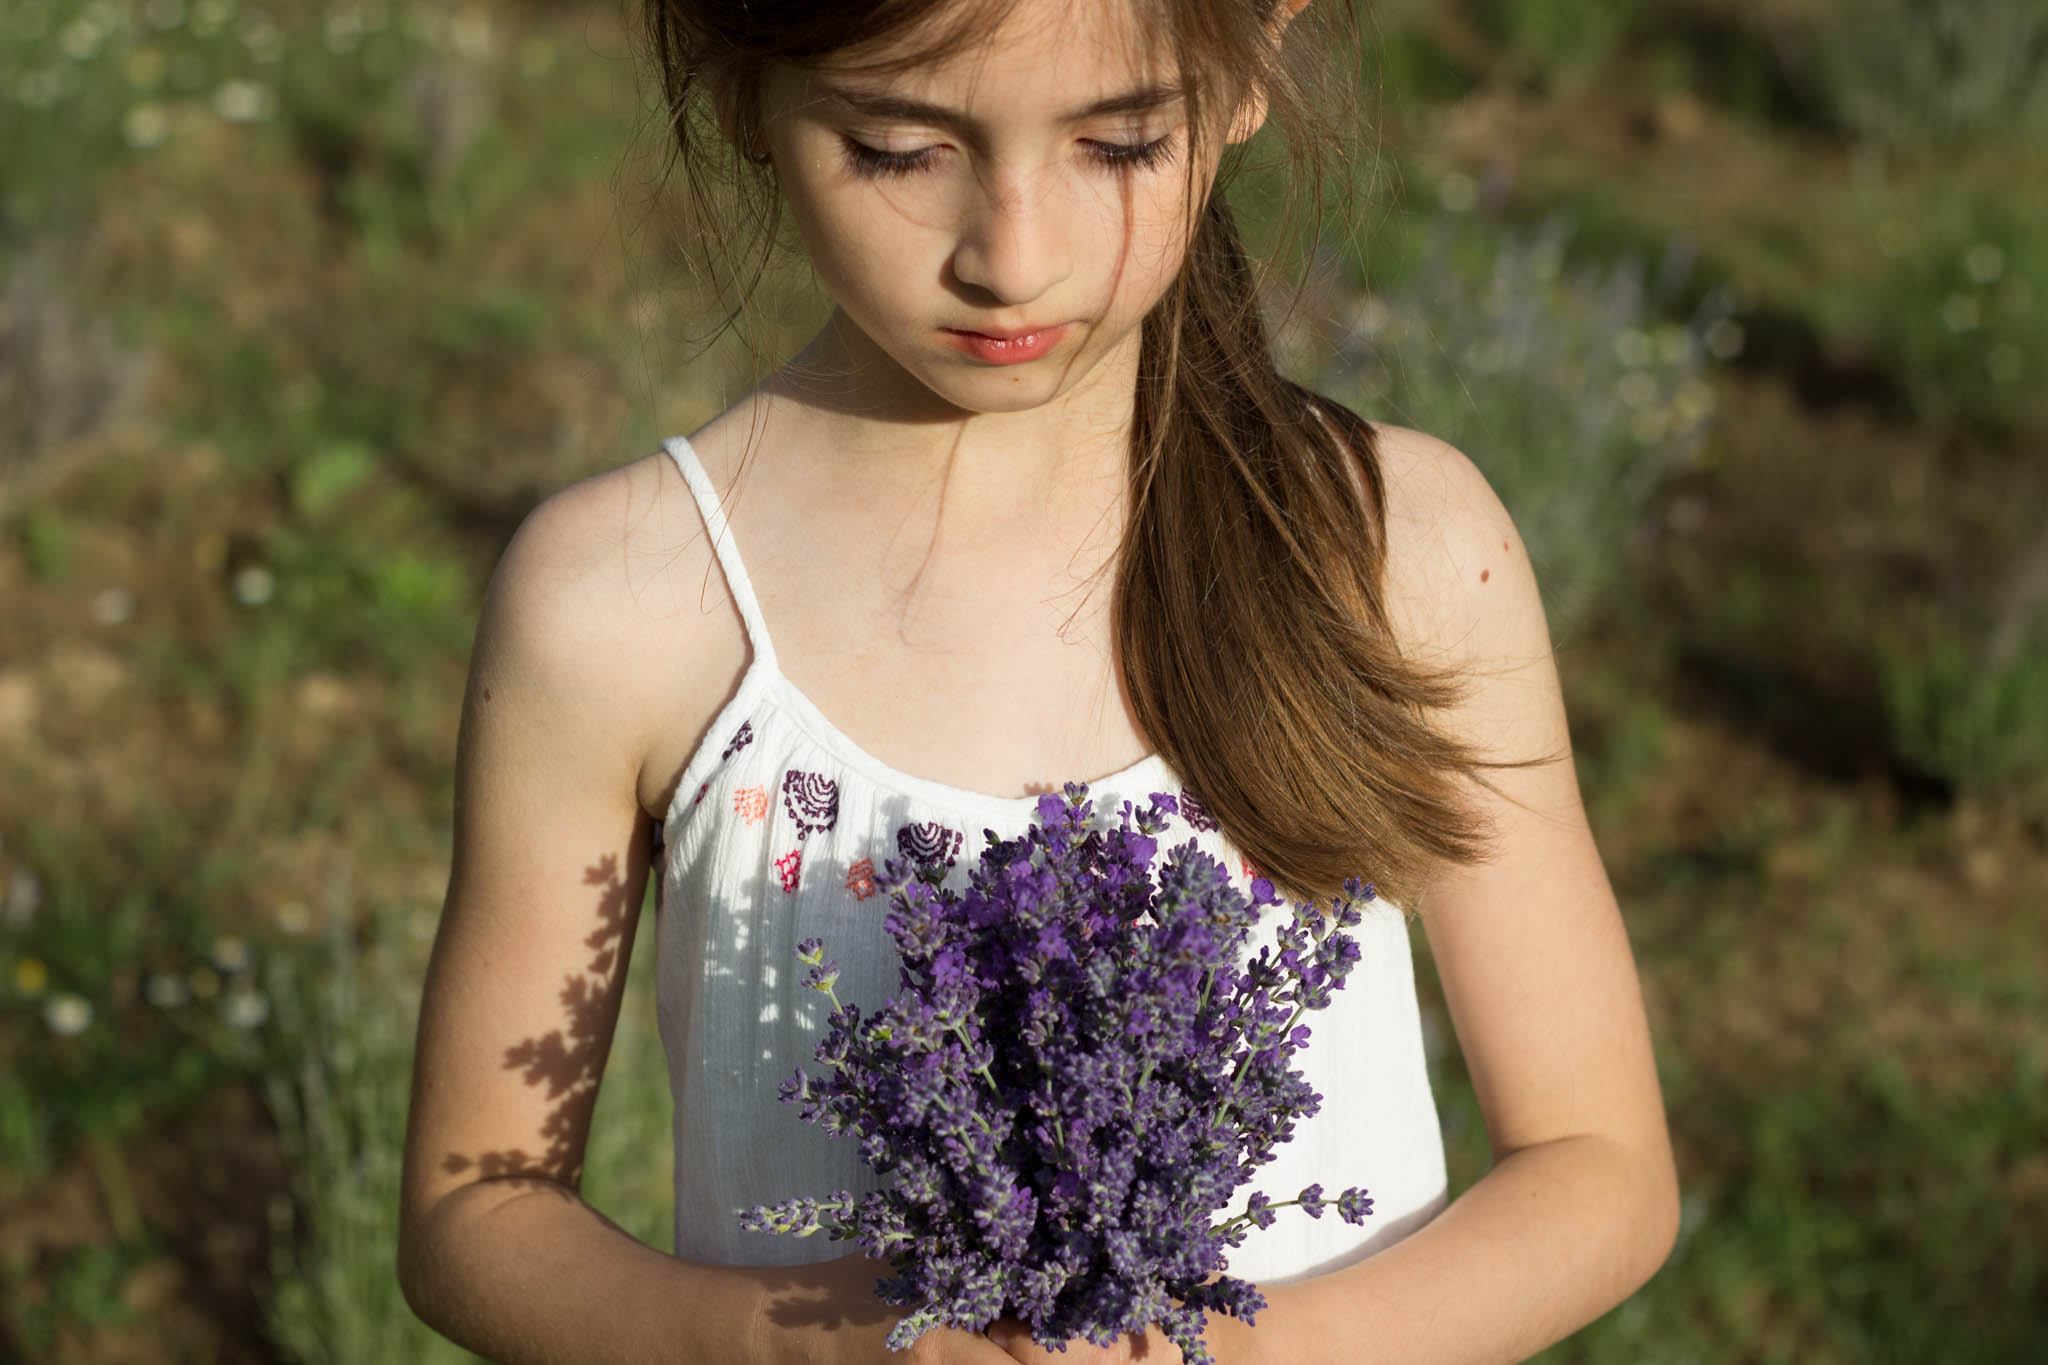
[{"left": 754, "top": 0, "right": 1265, "bottom": 455}]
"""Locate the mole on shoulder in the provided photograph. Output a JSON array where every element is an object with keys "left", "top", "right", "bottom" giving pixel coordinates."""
[{"left": 1480, "top": 569, "right": 1490, "bottom": 583}]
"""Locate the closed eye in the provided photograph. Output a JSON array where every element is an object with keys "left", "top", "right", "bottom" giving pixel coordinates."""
[{"left": 837, "top": 133, "right": 1178, "bottom": 180}]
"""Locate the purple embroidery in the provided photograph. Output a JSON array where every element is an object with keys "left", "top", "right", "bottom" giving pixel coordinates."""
[
  {"left": 781, "top": 769, "right": 840, "bottom": 841},
  {"left": 1179, "top": 787, "right": 1219, "bottom": 832},
  {"left": 721, "top": 721, "right": 755, "bottom": 762},
  {"left": 897, "top": 821, "right": 964, "bottom": 869}
]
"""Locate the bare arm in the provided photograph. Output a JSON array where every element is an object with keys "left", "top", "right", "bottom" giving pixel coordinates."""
[
  {"left": 396, "top": 462, "right": 1024, "bottom": 1365},
  {"left": 1247, "top": 426, "right": 1680, "bottom": 1364}
]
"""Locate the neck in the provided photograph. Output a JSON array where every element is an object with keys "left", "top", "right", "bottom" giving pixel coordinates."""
[{"left": 759, "top": 309, "right": 1140, "bottom": 496}]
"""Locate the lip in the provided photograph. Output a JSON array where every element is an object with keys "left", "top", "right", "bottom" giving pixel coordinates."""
[{"left": 940, "top": 323, "right": 1071, "bottom": 365}]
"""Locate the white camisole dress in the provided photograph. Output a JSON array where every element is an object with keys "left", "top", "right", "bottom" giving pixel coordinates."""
[{"left": 652, "top": 434, "right": 1449, "bottom": 1288}]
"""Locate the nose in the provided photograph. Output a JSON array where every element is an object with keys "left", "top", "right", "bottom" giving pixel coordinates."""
[{"left": 948, "top": 166, "right": 1073, "bottom": 306}]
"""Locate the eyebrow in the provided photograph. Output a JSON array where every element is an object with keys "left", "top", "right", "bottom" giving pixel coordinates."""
[{"left": 814, "top": 81, "right": 1185, "bottom": 129}]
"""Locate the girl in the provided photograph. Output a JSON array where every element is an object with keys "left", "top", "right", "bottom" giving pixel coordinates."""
[{"left": 397, "top": 0, "right": 1679, "bottom": 1361}]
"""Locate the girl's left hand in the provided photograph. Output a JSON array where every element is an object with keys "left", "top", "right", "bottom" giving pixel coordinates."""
[{"left": 984, "top": 1317, "right": 1188, "bottom": 1363}]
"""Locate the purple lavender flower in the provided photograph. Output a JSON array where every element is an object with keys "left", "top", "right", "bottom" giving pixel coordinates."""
[{"left": 741, "top": 785, "right": 1376, "bottom": 1364}]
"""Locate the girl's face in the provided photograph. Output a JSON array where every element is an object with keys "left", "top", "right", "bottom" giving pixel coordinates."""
[{"left": 758, "top": 0, "right": 1229, "bottom": 419}]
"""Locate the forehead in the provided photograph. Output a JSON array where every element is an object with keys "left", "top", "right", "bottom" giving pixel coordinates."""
[{"left": 810, "top": 0, "right": 1179, "bottom": 111}]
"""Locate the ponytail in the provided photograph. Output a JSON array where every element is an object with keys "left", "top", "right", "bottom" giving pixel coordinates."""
[{"left": 1120, "top": 192, "right": 1503, "bottom": 907}]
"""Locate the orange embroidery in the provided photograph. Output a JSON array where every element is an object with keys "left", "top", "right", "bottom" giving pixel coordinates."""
[
  {"left": 732, "top": 786, "right": 769, "bottom": 824},
  {"left": 775, "top": 849, "right": 803, "bottom": 894},
  {"left": 845, "top": 858, "right": 878, "bottom": 902},
  {"left": 1239, "top": 855, "right": 1264, "bottom": 882}
]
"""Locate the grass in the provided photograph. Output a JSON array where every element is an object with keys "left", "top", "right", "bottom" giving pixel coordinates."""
[
  {"left": 1, "top": 0, "right": 2044, "bottom": 1359},
  {"left": 260, "top": 885, "right": 673, "bottom": 1364}
]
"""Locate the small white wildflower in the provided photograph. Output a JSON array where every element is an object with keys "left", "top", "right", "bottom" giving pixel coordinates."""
[
  {"left": 449, "top": 9, "right": 492, "bottom": 59},
  {"left": 210, "top": 933, "right": 251, "bottom": 972},
  {"left": 3, "top": 869, "right": 40, "bottom": 927},
  {"left": 44, "top": 992, "right": 93, "bottom": 1036},
  {"left": 1941, "top": 293, "right": 1981, "bottom": 333},
  {"left": 89, "top": 588, "right": 136, "bottom": 633},
  {"left": 145, "top": 971, "right": 190, "bottom": 1008},
  {"left": 323, "top": 6, "right": 363, "bottom": 54},
  {"left": 15, "top": 69, "right": 62, "bottom": 108},
  {"left": 60, "top": 17, "right": 105, "bottom": 61},
  {"left": 1963, "top": 242, "right": 2005, "bottom": 286},
  {"left": 1704, "top": 317, "right": 1745, "bottom": 361},
  {"left": 222, "top": 988, "right": 270, "bottom": 1029},
  {"left": 191, "top": 0, "right": 232, "bottom": 38},
  {"left": 231, "top": 563, "right": 275, "bottom": 605},
  {"left": 213, "top": 79, "right": 271, "bottom": 123},
  {"left": 274, "top": 899, "right": 312, "bottom": 934},
  {"left": 1435, "top": 171, "right": 1477, "bottom": 215},
  {"left": 1613, "top": 328, "right": 1653, "bottom": 368},
  {"left": 1617, "top": 370, "right": 1660, "bottom": 410}
]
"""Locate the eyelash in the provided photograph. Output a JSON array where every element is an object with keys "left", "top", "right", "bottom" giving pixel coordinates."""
[{"left": 838, "top": 134, "right": 1177, "bottom": 180}]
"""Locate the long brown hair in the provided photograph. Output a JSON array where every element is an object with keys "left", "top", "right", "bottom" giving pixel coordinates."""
[{"left": 640, "top": 0, "right": 1517, "bottom": 906}]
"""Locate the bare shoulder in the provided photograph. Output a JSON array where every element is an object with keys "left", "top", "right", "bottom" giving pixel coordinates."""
[
  {"left": 475, "top": 449, "right": 746, "bottom": 813},
  {"left": 1368, "top": 423, "right": 1556, "bottom": 737}
]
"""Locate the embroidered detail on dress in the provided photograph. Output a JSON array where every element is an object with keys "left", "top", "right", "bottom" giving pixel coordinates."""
[
  {"left": 1240, "top": 854, "right": 1264, "bottom": 882},
  {"left": 1179, "top": 787, "right": 1219, "bottom": 832},
  {"left": 897, "top": 821, "right": 964, "bottom": 870},
  {"left": 732, "top": 786, "right": 769, "bottom": 824},
  {"left": 782, "top": 769, "right": 841, "bottom": 841},
  {"left": 690, "top": 781, "right": 708, "bottom": 807},
  {"left": 721, "top": 721, "right": 755, "bottom": 762},
  {"left": 775, "top": 849, "right": 803, "bottom": 894},
  {"left": 845, "top": 858, "right": 878, "bottom": 902}
]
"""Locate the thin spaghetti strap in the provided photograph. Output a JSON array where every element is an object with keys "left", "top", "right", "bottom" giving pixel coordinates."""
[{"left": 661, "top": 435, "right": 779, "bottom": 672}]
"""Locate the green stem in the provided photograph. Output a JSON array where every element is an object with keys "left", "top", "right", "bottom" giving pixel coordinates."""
[{"left": 1213, "top": 1194, "right": 1311, "bottom": 1239}]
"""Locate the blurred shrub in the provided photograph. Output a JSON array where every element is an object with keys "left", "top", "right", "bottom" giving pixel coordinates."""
[
  {"left": 1883, "top": 603, "right": 2048, "bottom": 814},
  {"left": 1464, "top": 0, "right": 1645, "bottom": 90},
  {"left": 262, "top": 895, "right": 474, "bottom": 1365},
  {"left": 0, "top": 0, "right": 474, "bottom": 236},
  {"left": 263, "top": 885, "right": 672, "bottom": 1363},
  {"left": 1317, "top": 210, "right": 1728, "bottom": 638},
  {"left": 1781, "top": 0, "right": 2048, "bottom": 152}
]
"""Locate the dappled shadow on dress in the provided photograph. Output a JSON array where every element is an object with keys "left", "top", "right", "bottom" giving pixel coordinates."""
[{"left": 439, "top": 852, "right": 640, "bottom": 1186}]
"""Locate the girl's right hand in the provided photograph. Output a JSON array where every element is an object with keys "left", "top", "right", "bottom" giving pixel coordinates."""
[{"left": 754, "top": 1252, "right": 1023, "bottom": 1365}]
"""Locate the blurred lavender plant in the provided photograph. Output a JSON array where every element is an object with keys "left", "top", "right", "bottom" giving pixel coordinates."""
[
  {"left": 1317, "top": 212, "right": 1729, "bottom": 638},
  {"left": 741, "top": 785, "right": 1375, "bottom": 1365}
]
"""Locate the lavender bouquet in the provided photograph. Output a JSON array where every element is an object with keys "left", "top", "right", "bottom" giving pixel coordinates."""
[{"left": 741, "top": 785, "right": 1374, "bottom": 1364}]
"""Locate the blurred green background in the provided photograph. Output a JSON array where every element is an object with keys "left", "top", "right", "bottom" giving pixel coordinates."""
[{"left": 1, "top": 0, "right": 2043, "bottom": 1360}]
